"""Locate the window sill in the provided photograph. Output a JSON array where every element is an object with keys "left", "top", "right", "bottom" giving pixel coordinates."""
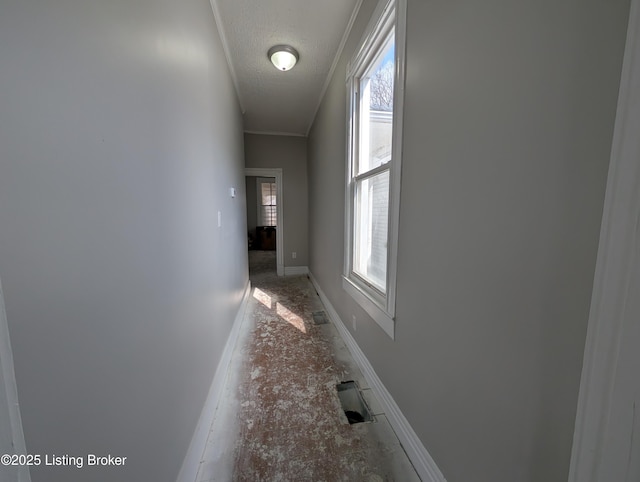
[{"left": 342, "top": 276, "right": 395, "bottom": 339}]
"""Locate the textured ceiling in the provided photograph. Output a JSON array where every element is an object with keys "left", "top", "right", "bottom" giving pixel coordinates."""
[{"left": 212, "top": 0, "right": 361, "bottom": 136}]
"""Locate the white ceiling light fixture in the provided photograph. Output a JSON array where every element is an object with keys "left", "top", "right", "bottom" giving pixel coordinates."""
[{"left": 268, "top": 45, "right": 299, "bottom": 71}]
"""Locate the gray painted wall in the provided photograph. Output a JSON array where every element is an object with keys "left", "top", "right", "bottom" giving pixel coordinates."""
[
  {"left": 307, "top": 1, "right": 630, "bottom": 481},
  {"left": 0, "top": 1, "right": 247, "bottom": 481},
  {"left": 245, "top": 134, "right": 309, "bottom": 267}
]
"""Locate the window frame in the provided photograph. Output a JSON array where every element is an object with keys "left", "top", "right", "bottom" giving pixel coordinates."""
[
  {"left": 256, "top": 177, "right": 277, "bottom": 227},
  {"left": 343, "top": 0, "right": 406, "bottom": 340}
]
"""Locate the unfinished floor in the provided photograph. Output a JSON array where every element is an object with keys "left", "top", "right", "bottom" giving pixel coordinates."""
[{"left": 196, "top": 251, "right": 420, "bottom": 481}]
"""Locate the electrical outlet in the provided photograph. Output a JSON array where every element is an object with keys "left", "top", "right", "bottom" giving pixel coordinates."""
[
  {"left": 292, "top": 252, "right": 297, "bottom": 259},
  {"left": 352, "top": 315, "right": 357, "bottom": 331}
]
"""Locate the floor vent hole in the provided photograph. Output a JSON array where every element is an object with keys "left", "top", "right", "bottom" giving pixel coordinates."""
[
  {"left": 312, "top": 310, "right": 329, "bottom": 325},
  {"left": 337, "top": 381, "right": 372, "bottom": 424}
]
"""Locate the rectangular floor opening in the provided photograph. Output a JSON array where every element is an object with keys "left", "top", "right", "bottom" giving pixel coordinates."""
[
  {"left": 337, "top": 380, "right": 373, "bottom": 424},
  {"left": 312, "top": 310, "right": 329, "bottom": 325}
]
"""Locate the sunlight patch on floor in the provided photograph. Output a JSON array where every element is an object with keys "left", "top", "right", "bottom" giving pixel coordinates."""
[
  {"left": 276, "top": 302, "right": 306, "bottom": 333},
  {"left": 253, "top": 287, "right": 272, "bottom": 308}
]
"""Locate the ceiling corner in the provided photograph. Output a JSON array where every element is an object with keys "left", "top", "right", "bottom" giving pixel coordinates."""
[
  {"left": 305, "top": 0, "right": 364, "bottom": 136},
  {"left": 209, "top": 0, "right": 246, "bottom": 114}
]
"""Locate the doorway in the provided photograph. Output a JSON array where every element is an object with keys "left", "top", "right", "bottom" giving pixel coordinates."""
[
  {"left": 569, "top": 2, "right": 640, "bottom": 480},
  {"left": 245, "top": 168, "right": 284, "bottom": 276},
  {"left": 0, "top": 278, "right": 30, "bottom": 482}
]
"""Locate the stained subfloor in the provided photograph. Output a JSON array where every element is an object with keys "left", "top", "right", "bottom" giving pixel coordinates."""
[{"left": 196, "top": 268, "right": 420, "bottom": 481}]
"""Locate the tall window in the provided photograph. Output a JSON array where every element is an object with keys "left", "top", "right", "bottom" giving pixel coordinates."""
[
  {"left": 344, "top": 0, "right": 405, "bottom": 339},
  {"left": 354, "top": 35, "right": 394, "bottom": 293},
  {"left": 257, "top": 177, "right": 277, "bottom": 226}
]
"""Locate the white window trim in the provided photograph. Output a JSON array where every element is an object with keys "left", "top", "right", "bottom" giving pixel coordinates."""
[{"left": 343, "top": 0, "right": 406, "bottom": 340}]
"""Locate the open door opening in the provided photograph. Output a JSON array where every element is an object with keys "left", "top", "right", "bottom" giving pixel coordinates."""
[{"left": 245, "top": 168, "right": 284, "bottom": 276}]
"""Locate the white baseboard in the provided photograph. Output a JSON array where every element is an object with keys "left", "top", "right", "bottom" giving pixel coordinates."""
[
  {"left": 308, "top": 272, "right": 446, "bottom": 482},
  {"left": 176, "top": 280, "right": 252, "bottom": 482},
  {"left": 284, "top": 265, "right": 309, "bottom": 276}
]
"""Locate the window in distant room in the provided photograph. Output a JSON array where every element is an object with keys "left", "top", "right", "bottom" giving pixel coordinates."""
[{"left": 257, "top": 177, "right": 277, "bottom": 227}]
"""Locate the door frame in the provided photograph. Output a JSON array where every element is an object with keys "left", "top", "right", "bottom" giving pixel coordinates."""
[
  {"left": 0, "top": 277, "right": 30, "bottom": 481},
  {"left": 245, "top": 168, "right": 284, "bottom": 276},
  {"left": 569, "top": 0, "right": 640, "bottom": 479}
]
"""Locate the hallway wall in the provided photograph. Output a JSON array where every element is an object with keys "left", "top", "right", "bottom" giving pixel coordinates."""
[
  {"left": 245, "top": 134, "right": 309, "bottom": 268},
  {"left": 0, "top": 1, "right": 247, "bottom": 481},
  {"left": 307, "top": 0, "right": 630, "bottom": 481}
]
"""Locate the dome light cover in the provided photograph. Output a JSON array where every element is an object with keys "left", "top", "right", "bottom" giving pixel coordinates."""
[{"left": 268, "top": 45, "right": 299, "bottom": 71}]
